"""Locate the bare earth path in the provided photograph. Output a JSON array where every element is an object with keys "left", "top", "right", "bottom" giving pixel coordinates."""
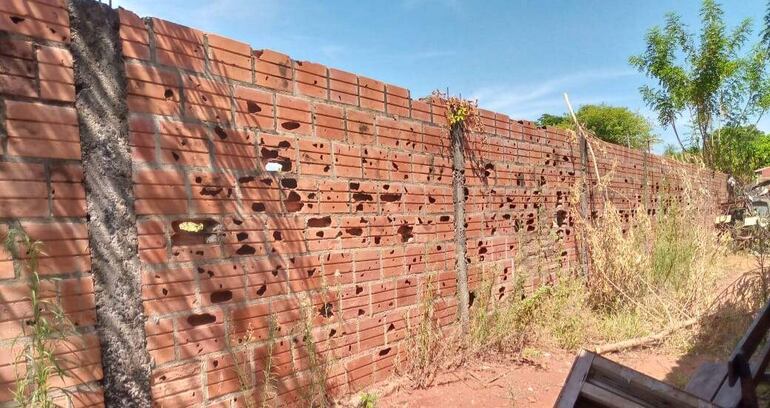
[{"left": 375, "top": 255, "right": 755, "bottom": 407}]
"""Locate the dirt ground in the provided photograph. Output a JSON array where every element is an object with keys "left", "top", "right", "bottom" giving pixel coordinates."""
[{"left": 372, "top": 254, "right": 757, "bottom": 408}]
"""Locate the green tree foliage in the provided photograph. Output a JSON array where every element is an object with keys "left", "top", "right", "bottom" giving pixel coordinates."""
[
  {"left": 630, "top": 0, "right": 770, "bottom": 166},
  {"left": 712, "top": 126, "right": 770, "bottom": 183},
  {"left": 536, "top": 104, "right": 656, "bottom": 149}
]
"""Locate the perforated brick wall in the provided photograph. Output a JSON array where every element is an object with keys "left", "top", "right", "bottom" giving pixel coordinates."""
[{"left": 0, "top": 1, "right": 728, "bottom": 406}]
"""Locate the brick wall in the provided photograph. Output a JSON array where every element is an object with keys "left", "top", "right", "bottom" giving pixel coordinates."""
[
  {"left": 0, "top": 1, "right": 728, "bottom": 407},
  {"left": 0, "top": 0, "right": 103, "bottom": 406}
]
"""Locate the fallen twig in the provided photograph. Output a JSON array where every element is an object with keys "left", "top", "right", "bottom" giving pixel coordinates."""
[{"left": 594, "top": 317, "right": 698, "bottom": 354}]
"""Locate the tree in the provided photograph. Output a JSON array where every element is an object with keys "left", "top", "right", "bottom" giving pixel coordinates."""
[
  {"left": 712, "top": 125, "right": 770, "bottom": 183},
  {"left": 536, "top": 113, "right": 568, "bottom": 127},
  {"left": 536, "top": 104, "right": 656, "bottom": 149},
  {"left": 630, "top": 0, "right": 770, "bottom": 165}
]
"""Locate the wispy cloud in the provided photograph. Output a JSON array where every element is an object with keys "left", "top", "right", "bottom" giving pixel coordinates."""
[
  {"left": 469, "top": 68, "right": 638, "bottom": 120},
  {"left": 112, "top": 0, "right": 281, "bottom": 32}
]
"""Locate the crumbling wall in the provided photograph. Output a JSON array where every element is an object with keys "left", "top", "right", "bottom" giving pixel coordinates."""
[
  {"left": 0, "top": 1, "right": 729, "bottom": 406},
  {"left": 0, "top": 0, "right": 104, "bottom": 406}
]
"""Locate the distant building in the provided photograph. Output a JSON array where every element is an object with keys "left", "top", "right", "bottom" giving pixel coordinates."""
[{"left": 756, "top": 166, "right": 770, "bottom": 180}]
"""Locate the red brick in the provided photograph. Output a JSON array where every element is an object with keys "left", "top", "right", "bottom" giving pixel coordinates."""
[
  {"left": 329, "top": 68, "right": 358, "bottom": 105},
  {"left": 314, "top": 103, "right": 345, "bottom": 141},
  {"left": 358, "top": 76, "right": 385, "bottom": 112},
  {"left": 207, "top": 33, "right": 251, "bottom": 82},
  {"left": 254, "top": 49, "right": 292, "bottom": 92},
  {"left": 276, "top": 94, "right": 311, "bottom": 135},
  {"left": 233, "top": 85, "right": 275, "bottom": 130},
  {"left": 294, "top": 60, "right": 327, "bottom": 99},
  {"left": 152, "top": 18, "right": 206, "bottom": 72}
]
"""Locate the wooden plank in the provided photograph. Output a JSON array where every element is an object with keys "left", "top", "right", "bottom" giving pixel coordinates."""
[
  {"left": 591, "top": 354, "right": 715, "bottom": 407},
  {"left": 729, "top": 299, "right": 770, "bottom": 376},
  {"left": 555, "top": 349, "right": 595, "bottom": 408},
  {"left": 685, "top": 362, "right": 728, "bottom": 402},
  {"left": 580, "top": 382, "right": 647, "bottom": 408}
]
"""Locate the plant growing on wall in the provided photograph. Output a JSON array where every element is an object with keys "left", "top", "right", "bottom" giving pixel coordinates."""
[
  {"left": 433, "top": 91, "right": 482, "bottom": 334},
  {"left": 4, "top": 228, "right": 76, "bottom": 407}
]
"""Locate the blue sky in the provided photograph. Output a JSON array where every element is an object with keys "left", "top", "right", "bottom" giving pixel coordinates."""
[{"left": 112, "top": 0, "right": 767, "bottom": 153}]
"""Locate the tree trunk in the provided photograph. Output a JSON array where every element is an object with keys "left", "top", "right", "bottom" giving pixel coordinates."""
[{"left": 451, "top": 123, "right": 470, "bottom": 334}]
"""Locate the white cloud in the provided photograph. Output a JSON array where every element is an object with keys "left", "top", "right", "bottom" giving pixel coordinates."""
[
  {"left": 469, "top": 68, "right": 638, "bottom": 120},
  {"left": 111, "top": 0, "right": 281, "bottom": 32}
]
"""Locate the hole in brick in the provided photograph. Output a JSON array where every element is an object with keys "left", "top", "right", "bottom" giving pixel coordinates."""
[
  {"left": 171, "top": 151, "right": 180, "bottom": 161},
  {"left": 187, "top": 313, "right": 216, "bottom": 326},
  {"left": 319, "top": 302, "right": 334, "bottom": 318},
  {"left": 236, "top": 244, "right": 256, "bottom": 255},
  {"left": 379, "top": 347, "right": 392, "bottom": 356},
  {"left": 273, "top": 231, "right": 283, "bottom": 241},
  {"left": 349, "top": 182, "right": 360, "bottom": 190},
  {"left": 251, "top": 202, "right": 266, "bottom": 212},
  {"left": 428, "top": 195, "right": 436, "bottom": 204},
  {"left": 281, "top": 121, "right": 301, "bottom": 130},
  {"left": 247, "top": 101, "right": 262, "bottom": 113},
  {"left": 355, "top": 285, "right": 364, "bottom": 295},
  {"left": 316, "top": 231, "right": 324, "bottom": 238},
  {"left": 353, "top": 192, "right": 373, "bottom": 202},
  {"left": 358, "top": 309, "right": 366, "bottom": 316},
  {"left": 210, "top": 290, "right": 233, "bottom": 303},
  {"left": 171, "top": 219, "right": 219, "bottom": 245},
  {"left": 256, "top": 284, "right": 267, "bottom": 296},
  {"left": 214, "top": 126, "right": 228, "bottom": 140},
  {"left": 281, "top": 178, "right": 297, "bottom": 188},
  {"left": 200, "top": 186, "right": 223, "bottom": 196},
  {"left": 10, "top": 16, "right": 25, "bottom": 24},
  {"left": 212, "top": 359, "right": 219, "bottom": 368},
  {"left": 387, "top": 323, "right": 395, "bottom": 332},
  {"left": 307, "top": 268, "right": 316, "bottom": 277},
  {"left": 478, "top": 246, "right": 487, "bottom": 255},
  {"left": 236, "top": 232, "right": 248, "bottom": 241},
  {"left": 468, "top": 291, "right": 476, "bottom": 308},
  {"left": 162, "top": 288, "right": 168, "bottom": 296},
  {"left": 164, "top": 89, "right": 174, "bottom": 99},
  {"left": 397, "top": 225, "right": 414, "bottom": 243},
  {"left": 346, "top": 227, "right": 363, "bottom": 236},
  {"left": 380, "top": 193, "right": 401, "bottom": 202},
  {"left": 285, "top": 191, "right": 304, "bottom": 212},
  {"left": 556, "top": 209, "right": 567, "bottom": 227},
  {"left": 439, "top": 215, "right": 450, "bottom": 222},
  {"left": 308, "top": 216, "right": 331, "bottom": 228},
  {"left": 238, "top": 176, "right": 255, "bottom": 184},
  {"left": 329, "top": 328, "right": 337, "bottom": 338}
]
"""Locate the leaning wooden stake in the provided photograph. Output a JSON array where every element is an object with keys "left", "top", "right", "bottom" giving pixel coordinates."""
[
  {"left": 563, "top": 93, "right": 608, "bottom": 203},
  {"left": 451, "top": 121, "right": 470, "bottom": 334}
]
